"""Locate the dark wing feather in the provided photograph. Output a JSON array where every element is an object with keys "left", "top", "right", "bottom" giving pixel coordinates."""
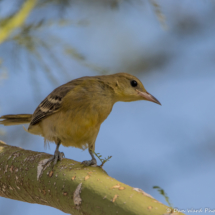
[{"left": 30, "top": 86, "right": 72, "bottom": 126}]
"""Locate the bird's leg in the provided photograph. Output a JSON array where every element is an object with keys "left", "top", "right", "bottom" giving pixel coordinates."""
[
  {"left": 43, "top": 141, "right": 64, "bottom": 167},
  {"left": 82, "top": 148, "right": 97, "bottom": 166}
]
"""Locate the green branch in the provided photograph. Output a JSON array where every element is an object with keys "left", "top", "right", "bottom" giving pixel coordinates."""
[
  {"left": 0, "top": 141, "right": 185, "bottom": 215},
  {"left": 0, "top": 0, "right": 37, "bottom": 44}
]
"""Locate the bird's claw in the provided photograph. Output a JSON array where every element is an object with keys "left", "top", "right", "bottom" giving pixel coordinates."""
[
  {"left": 43, "top": 151, "right": 65, "bottom": 166},
  {"left": 82, "top": 158, "right": 97, "bottom": 167},
  {"left": 53, "top": 151, "right": 65, "bottom": 165}
]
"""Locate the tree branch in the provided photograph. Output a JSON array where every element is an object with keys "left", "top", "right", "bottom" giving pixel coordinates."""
[
  {"left": 0, "top": 0, "right": 37, "bottom": 44},
  {"left": 0, "top": 141, "right": 183, "bottom": 215}
]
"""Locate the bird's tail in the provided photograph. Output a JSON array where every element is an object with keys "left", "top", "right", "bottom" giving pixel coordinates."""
[{"left": 0, "top": 114, "right": 32, "bottom": 126}]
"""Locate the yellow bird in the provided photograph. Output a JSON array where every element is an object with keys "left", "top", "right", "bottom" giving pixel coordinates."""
[{"left": 0, "top": 73, "right": 161, "bottom": 166}]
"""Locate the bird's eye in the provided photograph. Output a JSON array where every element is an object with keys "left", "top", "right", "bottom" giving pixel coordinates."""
[{"left": 130, "top": 80, "right": 138, "bottom": 87}]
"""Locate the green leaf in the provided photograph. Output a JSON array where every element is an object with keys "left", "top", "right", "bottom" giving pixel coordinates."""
[
  {"left": 153, "top": 185, "right": 173, "bottom": 208},
  {"left": 93, "top": 151, "right": 112, "bottom": 167}
]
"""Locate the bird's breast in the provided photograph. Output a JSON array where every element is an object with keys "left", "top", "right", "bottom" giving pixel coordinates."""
[{"left": 39, "top": 99, "right": 113, "bottom": 149}]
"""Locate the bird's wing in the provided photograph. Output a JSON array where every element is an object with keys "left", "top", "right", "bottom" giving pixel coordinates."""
[{"left": 30, "top": 85, "right": 72, "bottom": 126}]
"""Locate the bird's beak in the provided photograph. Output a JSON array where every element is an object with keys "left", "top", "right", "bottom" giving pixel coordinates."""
[{"left": 136, "top": 90, "right": 161, "bottom": 105}]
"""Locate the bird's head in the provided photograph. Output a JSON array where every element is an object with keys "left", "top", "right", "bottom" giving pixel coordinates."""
[{"left": 110, "top": 73, "right": 161, "bottom": 105}]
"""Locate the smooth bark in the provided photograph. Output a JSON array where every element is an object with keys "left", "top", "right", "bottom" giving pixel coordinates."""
[{"left": 0, "top": 141, "right": 183, "bottom": 215}]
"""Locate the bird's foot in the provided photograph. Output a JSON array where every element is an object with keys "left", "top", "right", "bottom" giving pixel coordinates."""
[
  {"left": 43, "top": 151, "right": 65, "bottom": 167},
  {"left": 82, "top": 158, "right": 97, "bottom": 167}
]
